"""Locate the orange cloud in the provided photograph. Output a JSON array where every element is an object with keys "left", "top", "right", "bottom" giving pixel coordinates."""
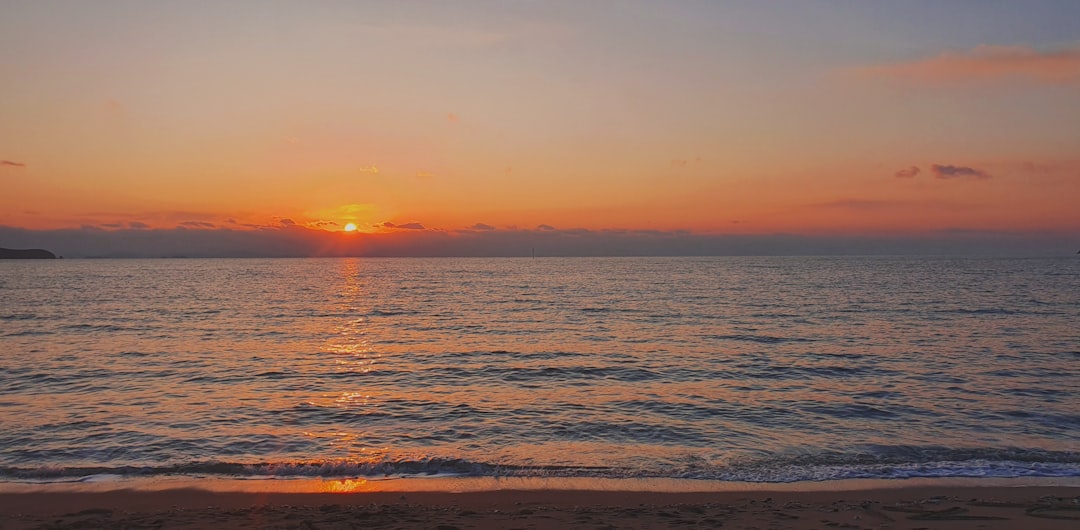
[
  {"left": 851, "top": 45, "right": 1080, "bottom": 84},
  {"left": 383, "top": 221, "right": 425, "bottom": 230},
  {"left": 103, "top": 99, "right": 124, "bottom": 119},
  {"left": 2, "top": 160, "right": 26, "bottom": 168}
]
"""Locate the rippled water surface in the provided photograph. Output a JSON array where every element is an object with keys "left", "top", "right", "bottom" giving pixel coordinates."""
[{"left": 1, "top": 257, "right": 1078, "bottom": 482}]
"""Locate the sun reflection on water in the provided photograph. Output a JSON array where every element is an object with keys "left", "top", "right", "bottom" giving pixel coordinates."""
[
  {"left": 321, "top": 478, "right": 373, "bottom": 493},
  {"left": 323, "top": 260, "right": 381, "bottom": 373}
]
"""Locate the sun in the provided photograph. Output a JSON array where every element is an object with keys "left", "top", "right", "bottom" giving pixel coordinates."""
[{"left": 343, "top": 223, "right": 358, "bottom": 232}]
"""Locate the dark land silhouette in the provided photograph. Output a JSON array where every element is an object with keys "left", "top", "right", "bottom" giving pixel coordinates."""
[{"left": 0, "top": 247, "right": 57, "bottom": 259}]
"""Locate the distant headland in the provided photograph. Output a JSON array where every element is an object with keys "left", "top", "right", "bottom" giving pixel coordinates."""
[{"left": 0, "top": 247, "right": 58, "bottom": 259}]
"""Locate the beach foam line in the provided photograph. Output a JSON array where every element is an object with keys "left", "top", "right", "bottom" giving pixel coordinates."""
[
  {"left": 1, "top": 475, "right": 1078, "bottom": 495},
  {"left": 3, "top": 447, "right": 1078, "bottom": 482}
]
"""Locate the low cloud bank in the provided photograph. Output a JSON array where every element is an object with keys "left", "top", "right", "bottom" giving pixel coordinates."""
[{"left": 0, "top": 225, "right": 1074, "bottom": 258}]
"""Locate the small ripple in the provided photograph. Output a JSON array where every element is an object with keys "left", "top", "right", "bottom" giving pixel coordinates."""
[{"left": 711, "top": 334, "right": 814, "bottom": 344}]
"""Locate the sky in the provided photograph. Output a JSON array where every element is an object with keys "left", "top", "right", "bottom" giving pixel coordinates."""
[{"left": 2, "top": 1, "right": 1079, "bottom": 256}]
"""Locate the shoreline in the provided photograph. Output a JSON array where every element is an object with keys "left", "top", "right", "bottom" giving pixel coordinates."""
[
  {"left": 2, "top": 479, "right": 1077, "bottom": 529},
  {"left": 3, "top": 474, "right": 1079, "bottom": 494}
]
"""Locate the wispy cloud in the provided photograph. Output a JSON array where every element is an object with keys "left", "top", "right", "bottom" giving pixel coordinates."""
[
  {"left": 931, "top": 164, "right": 992, "bottom": 180},
  {"left": 1, "top": 160, "right": 26, "bottom": 168},
  {"left": 1017, "top": 161, "right": 1057, "bottom": 174},
  {"left": 468, "top": 223, "right": 495, "bottom": 231},
  {"left": 103, "top": 100, "right": 124, "bottom": 119},
  {"left": 894, "top": 166, "right": 921, "bottom": 178},
  {"left": 817, "top": 199, "right": 900, "bottom": 210},
  {"left": 850, "top": 44, "right": 1080, "bottom": 85},
  {"left": 180, "top": 221, "right": 216, "bottom": 229},
  {"left": 128, "top": 221, "right": 150, "bottom": 230},
  {"left": 812, "top": 198, "right": 969, "bottom": 212},
  {"left": 359, "top": 165, "right": 379, "bottom": 174},
  {"left": 537, "top": 224, "right": 556, "bottom": 231},
  {"left": 670, "top": 157, "right": 702, "bottom": 167},
  {"left": 383, "top": 221, "right": 425, "bottom": 230}
]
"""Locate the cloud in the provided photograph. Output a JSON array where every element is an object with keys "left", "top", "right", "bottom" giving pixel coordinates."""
[
  {"left": 359, "top": 165, "right": 379, "bottom": 174},
  {"left": 931, "top": 164, "right": 992, "bottom": 180},
  {"left": 818, "top": 199, "right": 900, "bottom": 210},
  {"left": 2, "top": 160, "right": 26, "bottom": 168},
  {"left": 103, "top": 100, "right": 124, "bottom": 119},
  {"left": 894, "top": 166, "right": 921, "bottom": 178},
  {"left": 4, "top": 225, "right": 1073, "bottom": 259},
  {"left": 468, "top": 223, "right": 495, "bottom": 231},
  {"left": 383, "top": 221, "right": 425, "bottom": 230},
  {"left": 811, "top": 198, "right": 969, "bottom": 212},
  {"left": 1016, "top": 161, "right": 1059, "bottom": 174},
  {"left": 537, "top": 224, "right": 556, "bottom": 231},
  {"left": 127, "top": 221, "right": 150, "bottom": 229},
  {"left": 180, "top": 221, "right": 216, "bottom": 229},
  {"left": 850, "top": 44, "right": 1080, "bottom": 85},
  {"left": 279, "top": 218, "right": 296, "bottom": 227}
]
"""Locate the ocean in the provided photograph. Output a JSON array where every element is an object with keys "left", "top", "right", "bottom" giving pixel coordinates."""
[{"left": 1, "top": 257, "right": 1078, "bottom": 485}]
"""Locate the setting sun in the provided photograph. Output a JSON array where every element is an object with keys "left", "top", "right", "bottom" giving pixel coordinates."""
[{"left": 343, "top": 223, "right": 358, "bottom": 232}]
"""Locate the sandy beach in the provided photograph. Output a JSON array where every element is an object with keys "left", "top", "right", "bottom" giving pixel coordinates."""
[{"left": 1, "top": 484, "right": 1077, "bottom": 529}]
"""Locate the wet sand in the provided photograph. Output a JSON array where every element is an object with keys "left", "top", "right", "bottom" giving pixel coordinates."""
[{"left": 1, "top": 484, "right": 1078, "bottom": 529}]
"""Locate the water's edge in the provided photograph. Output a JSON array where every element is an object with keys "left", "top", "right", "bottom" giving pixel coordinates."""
[{"left": 2, "top": 474, "right": 1079, "bottom": 495}]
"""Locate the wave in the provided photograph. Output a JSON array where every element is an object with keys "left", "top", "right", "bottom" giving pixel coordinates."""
[
  {"left": 0, "top": 313, "right": 40, "bottom": 321},
  {"left": 3, "top": 448, "right": 1077, "bottom": 484},
  {"left": 710, "top": 334, "right": 814, "bottom": 344},
  {"left": 936, "top": 308, "right": 1066, "bottom": 316}
]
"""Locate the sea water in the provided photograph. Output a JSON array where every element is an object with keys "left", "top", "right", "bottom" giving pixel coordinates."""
[{"left": 1, "top": 257, "right": 1078, "bottom": 484}]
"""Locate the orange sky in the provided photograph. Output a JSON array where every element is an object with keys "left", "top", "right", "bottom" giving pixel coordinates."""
[{"left": 2, "top": 2, "right": 1079, "bottom": 239}]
